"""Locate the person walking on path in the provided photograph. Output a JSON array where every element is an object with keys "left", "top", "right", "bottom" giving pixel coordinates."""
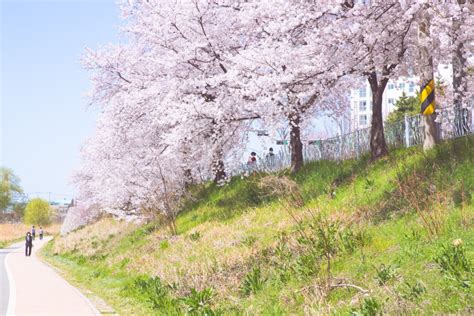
[
  {"left": 39, "top": 226, "right": 44, "bottom": 240},
  {"left": 25, "top": 232, "right": 33, "bottom": 256},
  {"left": 31, "top": 225, "right": 36, "bottom": 240}
]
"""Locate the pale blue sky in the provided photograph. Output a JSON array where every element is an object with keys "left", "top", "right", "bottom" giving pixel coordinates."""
[{"left": 1, "top": 0, "right": 120, "bottom": 200}]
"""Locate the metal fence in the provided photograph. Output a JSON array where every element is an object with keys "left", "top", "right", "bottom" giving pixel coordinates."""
[{"left": 237, "top": 107, "right": 473, "bottom": 175}]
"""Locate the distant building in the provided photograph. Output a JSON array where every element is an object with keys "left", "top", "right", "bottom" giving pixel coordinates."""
[
  {"left": 349, "top": 64, "right": 454, "bottom": 131},
  {"left": 349, "top": 76, "right": 419, "bottom": 131}
]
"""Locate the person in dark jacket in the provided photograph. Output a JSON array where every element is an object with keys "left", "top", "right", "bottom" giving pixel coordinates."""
[{"left": 25, "top": 232, "right": 33, "bottom": 256}]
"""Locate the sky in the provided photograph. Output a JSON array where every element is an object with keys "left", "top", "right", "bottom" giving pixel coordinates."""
[{"left": 1, "top": 0, "right": 121, "bottom": 201}]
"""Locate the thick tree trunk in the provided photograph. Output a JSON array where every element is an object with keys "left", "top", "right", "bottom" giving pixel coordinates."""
[
  {"left": 453, "top": 1, "right": 470, "bottom": 135},
  {"left": 289, "top": 112, "right": 304, "bottom": 173},
  {"left": 418, "top": 12, "right": 439, "bottom": 150},
  {"left": 213, "top": 158, "right": 226, "bottom": 184},
  {"left": 368, "top": 73, "right": 389, "bottom": 160},
  {"left": 183, "top": 169, "right": 193, "bottom": 188}
]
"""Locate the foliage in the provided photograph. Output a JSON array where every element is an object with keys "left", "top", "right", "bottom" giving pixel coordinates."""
[
  {"left": 129, "top": 276, "right": 176, "bottom": 311},
  {"left": 0, "top": 167, "right": 22, "bottom": 211},
  {"left": 43, "top": 137, "right": 474, "bottom": 315},
  {"left": 74, "top": 0, "right": 474, "bottom": 221},
  {"left": 13, "top": 202, "right": 26, "bottom": 220},
  {"left": 188, "top": 231, "right": 202, "bottom": 242},
  {"left": 400, "top": 280, "right": 426, "bottom": 302},
  {"left": 240, "top": 266, "right": 266, "bottom": 296},
  {"left": 351, "top": 297, "right": 384, "bottom": 316},
  {"left": 374, "top": 264, "right": 398, "bottom": 286},
  {"left": 181, "top": 288, "right": 217, "bottom": 316},
  {"left": 24, "top": 198, "right": 51, "bottom": 225},
  {"left": 387, "top": 93, "right": 419, "bottom": 123},
  {"left": 434, "top": 240, "right": 472, "bottom": 288}
]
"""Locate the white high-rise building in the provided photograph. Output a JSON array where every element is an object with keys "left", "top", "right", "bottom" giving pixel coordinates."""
[{"left": 350, "top": 64, "right": 454, "bottom": 131}]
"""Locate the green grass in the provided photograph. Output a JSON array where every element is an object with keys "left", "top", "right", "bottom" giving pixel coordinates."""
[{"left": 42, "top": 136, "right": 474, "bottom": 315}]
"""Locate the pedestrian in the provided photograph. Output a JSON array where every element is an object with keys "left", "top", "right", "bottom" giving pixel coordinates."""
[
  {"left": 266, "top": 147, "right": 276, "bottom": 168},
  {"left": 39, "top": 226, "right": 44, "bottom": 240},
  {"left": 31, "top": 225, "right": 36, "bottom": 240},
  {"left": 247, "top": 152, "right": 257, "bottom": 174},
  {"left": 25, "top": 232, "right": 33, "bottom": 256},
  {"left": 247, "top": 152, "right": 257, "bottom": 165}
]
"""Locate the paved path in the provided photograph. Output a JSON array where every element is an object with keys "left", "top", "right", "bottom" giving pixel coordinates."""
[
  {"left": 2, "top": 237, "right": 99, "bottom": 316},
  {"left": 1, "top": 243, "right": 20, "bottom": 315}
]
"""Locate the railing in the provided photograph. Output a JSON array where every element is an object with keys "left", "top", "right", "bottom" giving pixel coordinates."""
[{"left": 237, "top": 107, "right": 473, "bottom": 175}]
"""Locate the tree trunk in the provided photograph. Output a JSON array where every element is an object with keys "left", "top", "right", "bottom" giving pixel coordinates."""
[
  {"left": 212, "top": 154, "right": 226, "bottom": 184},
  {"left": 183, "top": 169, "right": 193, "bottom": 188},
  {"left": 289, "top": 111, "right": 304, "bottom": 173},
  {"left": 453, "top": 1, "right": 470, "bottom": 135},
  {"left": 368, "top": 73, "right": 389, "bottom": 160},
  {"left": 418, "top": 11, "right": 439, "bottom": 150}
]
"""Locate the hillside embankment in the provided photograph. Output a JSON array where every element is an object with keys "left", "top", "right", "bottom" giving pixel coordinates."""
[{"left": 42, "top": 136, "right": 473, "bottom": 315}]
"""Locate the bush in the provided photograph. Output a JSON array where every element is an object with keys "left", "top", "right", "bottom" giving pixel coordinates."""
[{"left": 24, "top": 198, "right": 52, "bottom": 225}]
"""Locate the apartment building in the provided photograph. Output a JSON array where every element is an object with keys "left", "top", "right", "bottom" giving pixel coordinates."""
[{"left": 350, "top": 77, "right": 419, "bottom": 131}]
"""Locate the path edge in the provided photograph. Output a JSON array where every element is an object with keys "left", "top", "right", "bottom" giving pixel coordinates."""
[
  {"left": 5, "top": 250, "right": 16, "bottom": 315},
  {"left": 37, "top": 238, "right": 105, "bottom": 316}
]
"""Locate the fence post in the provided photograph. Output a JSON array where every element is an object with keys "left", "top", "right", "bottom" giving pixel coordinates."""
[{"left": 404, "top": 113, "right": 410, "bottom": 147}]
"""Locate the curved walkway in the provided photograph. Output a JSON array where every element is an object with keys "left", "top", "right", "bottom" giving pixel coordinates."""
[{"left": 2, "top": 237, "right": 99, "bottom": 316}]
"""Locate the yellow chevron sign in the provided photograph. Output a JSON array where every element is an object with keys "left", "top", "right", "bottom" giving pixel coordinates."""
[{"left": 420, "top": 79, "right": 435, "bottom": 115}]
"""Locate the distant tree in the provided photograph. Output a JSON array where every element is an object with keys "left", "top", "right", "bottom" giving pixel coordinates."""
[
  {"left": 13, "top": 202, "right": 27, "bottom": 220},
  {"left": 24, "top": 198, "right": 52, "bottom": 226},
  {"left": 387, "top": 93, "right": 419, "bottom": 123},
  {"left": 0, "top": 167, "right": 23, "bottom": 211}
]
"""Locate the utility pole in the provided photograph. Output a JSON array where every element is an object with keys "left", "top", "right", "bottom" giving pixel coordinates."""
[{"left": 418, "top": 9, "right": 439, "bottom": 150}]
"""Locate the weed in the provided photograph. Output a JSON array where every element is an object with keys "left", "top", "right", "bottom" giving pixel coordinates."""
[
  {"left": 76, "top": 255, "right": 87, "bottom": 265},
  {"left": 160, "top": 240, "right": 170, "bottom": 250},
  {"left": 351, "top": 297, "right": 383, "bottom": 316},
  {"left": 364, "top": 177, "right": 375, "bottom": 190},
  {"left": 374, "top": 264, "right": 398, "bottom": 286},
  {"left": 90, "top": 270, "right": 105, "bottom": 279},
  {"left": 313, "top": 219, "right": 339, "bottom": 289},
  {"left": 403, "top": 228, "right": 422, "bottom": 242},
  {"left": 188, "top": 231, "right": 202, "bottom": 241},
  {"left": 240, "top": 235, "right": 257, "bottom": 247},
  {"left": 181, "top": 288, "right": 217, "bottom": 315},
  {"left": 129, "top": 276, "right": 178, "bottom": 312},
  {"left": 118, "top": 258, "right": 130, "bottom": 269},
  {"left": 434, "top": 239, "right": 472, "bottom": 288},
  {"left": 339, "top": 227, "right": 368, "bottom": 254},
  {"left": 241, "top": 266, "right": 266, "bottom": 296},
  {"left": 293, "top": 251, "right": 320, "bottom": 279},
  {"left": 400, "top": 279, "right": 426, "bottom": 302}
]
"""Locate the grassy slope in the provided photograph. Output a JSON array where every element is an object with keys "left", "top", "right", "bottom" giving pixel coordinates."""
[{"left": 42, "top": 137, "right": 474, "bottom": 315}]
